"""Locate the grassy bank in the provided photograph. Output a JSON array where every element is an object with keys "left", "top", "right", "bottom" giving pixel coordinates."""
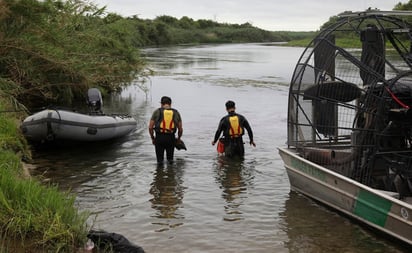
[
  {"left": 284, "top": 35, "right": 387, "bottom": 48},
  {"left": 0, "top": 100, "right": 89, "bottom": 252}
]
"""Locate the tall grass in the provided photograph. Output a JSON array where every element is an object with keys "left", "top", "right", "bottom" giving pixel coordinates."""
[
  {"left": 0, "top": 163, "right": 89, "bottom": 251},
  {"left": 0, "top": 100, "right": 90, "bottom": 252}
]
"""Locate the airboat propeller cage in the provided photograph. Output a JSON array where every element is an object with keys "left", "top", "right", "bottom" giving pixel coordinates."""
[{"left": 287, "top": 10, "right": 412, "bottom": 196}]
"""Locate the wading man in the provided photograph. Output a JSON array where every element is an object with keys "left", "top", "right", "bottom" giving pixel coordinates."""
[
  {"left": 212, "top": 100, "right": 255, "bottom": 157},
  {"left": 149, "top": 96, "right": 183, "bottom": 165}
]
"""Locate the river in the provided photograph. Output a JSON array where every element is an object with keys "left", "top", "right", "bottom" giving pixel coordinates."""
[{"left": 30, "top": 43, "right": 407, "bottom": 253}]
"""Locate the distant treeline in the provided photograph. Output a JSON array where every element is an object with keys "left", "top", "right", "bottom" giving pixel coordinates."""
[{"left": 120, "top": 14, "right": 316, "bottom": 46}]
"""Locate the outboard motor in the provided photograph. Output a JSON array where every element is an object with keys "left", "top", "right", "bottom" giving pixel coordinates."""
[{"left": 87, "top": 88, "right": 103, "bottom": 113}]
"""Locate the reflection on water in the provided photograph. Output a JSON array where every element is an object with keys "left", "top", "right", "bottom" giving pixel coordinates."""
[
  {"left": 30, "top": 139, "right": 130, "bottom": 190},
  {"left": 214, "top": 156, "right": 254, "bottom": 222},
  {"left": 150, "top": 162, "right": 186, "bottom": 221}
]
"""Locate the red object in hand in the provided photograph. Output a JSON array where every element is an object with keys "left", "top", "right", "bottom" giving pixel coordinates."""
[{"left": 217, "top": 139, "right": 225, "bottom": 154}]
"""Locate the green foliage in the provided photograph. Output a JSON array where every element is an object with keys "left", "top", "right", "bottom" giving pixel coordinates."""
[
  {"left": 0, "top": 163, "right": 89, "bottom": 252},
  {"left": 286, "top": 4, "right": 410, "bottom": 48},
  {"left": 394, "top": 0, "right": 412, "bottom": 25},
  {"left": 0, "top": 98, "right": 88, "bottom": 252},
  {"left": 0, "top": 98, "right": 29, "bottom": 159},
  {"left": 0, "top": 0, "right": 145, "bottom": 109},
  {"left": 394, "top": 0, "right": 412, "bottom": 10},
  {"left": 125, "top": 15, "right": 290, "bottom": 46}
]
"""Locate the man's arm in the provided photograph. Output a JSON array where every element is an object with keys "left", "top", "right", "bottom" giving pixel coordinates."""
[
  {"left": 149, "top": 109, "right": 159, "bottom": 144},
  {"left": 243, "top": 117, "right": 256, "bottom": 147},
  {"left": 174, "top": 110, "right": 183, "bottom": 141},
  {"left": 148, "top": 119, "right": 156, "bottom": 144},
  {"left": 177, "top": 121, "right": 183, "bottom": 141},
  {"left": 212, "top": 118, "right": 224, "bottom": 145}
]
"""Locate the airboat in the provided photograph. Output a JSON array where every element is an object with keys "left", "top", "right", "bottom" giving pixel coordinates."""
[
  {"left": 278, "top": 10, "right": 412, "bottom": 245},
  {"left": 21, "top": 88, "right": 137, "bottom": 143}
]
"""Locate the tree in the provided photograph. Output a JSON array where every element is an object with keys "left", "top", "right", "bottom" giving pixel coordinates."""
[
  {"left": 394, "top": 1, "right": 412, "bottom": 10},
  {"left": 0, "top": 0, "right": 144, "bottom": 109}
]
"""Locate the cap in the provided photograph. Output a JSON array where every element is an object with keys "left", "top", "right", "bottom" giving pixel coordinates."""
[
  {"left": 160, "top": 96, "right": 172, "bottom": 105},
  {"left": 175, "top": 140, "right": 187, "bottom": 150},
  {"left": 225, "top": 100, "right": 235, "bottom": 109}
]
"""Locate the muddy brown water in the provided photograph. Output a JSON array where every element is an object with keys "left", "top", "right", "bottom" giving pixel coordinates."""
[{"left": 27, "top": 43, "right": 407, "bottom": 252}]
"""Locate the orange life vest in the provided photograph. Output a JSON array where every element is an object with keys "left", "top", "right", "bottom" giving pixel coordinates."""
[
  {"left": 228, "top": 115, "right": 243, "bottom": 138},
  {"left": 156, "top": 108, "right": 176, "bottom": 133}
]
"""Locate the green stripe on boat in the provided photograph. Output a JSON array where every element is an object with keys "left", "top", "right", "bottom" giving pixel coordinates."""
[
  {"left": 354, "top": 189, "right": 392, "bottom": 227},
  {"left": 291, "top": 157, "right": 326, "bottom": 182}
]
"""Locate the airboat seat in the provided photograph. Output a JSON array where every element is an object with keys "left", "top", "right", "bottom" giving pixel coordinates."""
[{"left": 303, "top": 81, "right": 362, "bottom": 102}]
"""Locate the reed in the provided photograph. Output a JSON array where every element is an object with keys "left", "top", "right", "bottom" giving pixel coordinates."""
[{"left": 0, "top": 101, "right": 90, "bottom": 252}]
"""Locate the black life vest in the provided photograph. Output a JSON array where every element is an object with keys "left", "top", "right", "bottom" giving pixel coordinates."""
[{"left": 155, "top": 108, "right": 177, "bottom": 133}]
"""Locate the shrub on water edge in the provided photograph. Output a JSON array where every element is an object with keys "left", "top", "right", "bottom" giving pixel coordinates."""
[
  {"left": 0, "top": 159, "right": 90, "bottom": 251},
  {"left": 0, "top": 102, "right": 90, "bottom": 251},
  {"left": 0, "top": 96, "right": 31, "bottom": 163}
]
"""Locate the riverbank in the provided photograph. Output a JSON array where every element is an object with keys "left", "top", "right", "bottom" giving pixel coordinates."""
[{"left": 0, "top": 100, "right": 89, "bottom": 252}]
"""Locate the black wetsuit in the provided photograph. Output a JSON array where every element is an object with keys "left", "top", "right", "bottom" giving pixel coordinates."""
[{"left": 213, "top": 111, "right": 254, "bottom": 158}]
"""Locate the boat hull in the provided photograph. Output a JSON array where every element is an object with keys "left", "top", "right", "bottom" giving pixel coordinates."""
[
  {"left": 278, "top": 147, "right": 412, "bottom": 246},
  {"left": 21, "top": 109, "right": 137, "bottom": 142}
]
